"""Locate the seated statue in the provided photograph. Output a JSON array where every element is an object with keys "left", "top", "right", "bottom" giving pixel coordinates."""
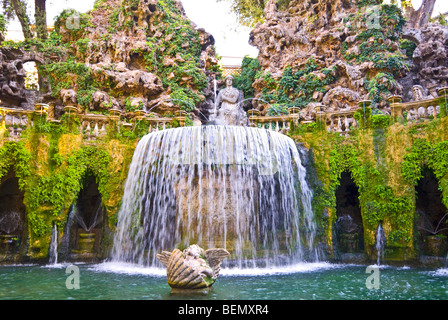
[{"left": 213, "top": 75, "right": 247, "bottom": 126}]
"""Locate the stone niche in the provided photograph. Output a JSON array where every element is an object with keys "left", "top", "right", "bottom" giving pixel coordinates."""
[
  {"left": 415, "top": 168, "right": 448, "bottom": 257},
  {"left": 334, "top": 171, "right": 364, "bottom": 256},
  {"left": 0, "top": 169, "right": 26, "bottom": 258},
  {"left": 69, "top": 174, "right": 104, "bottom": 261}
]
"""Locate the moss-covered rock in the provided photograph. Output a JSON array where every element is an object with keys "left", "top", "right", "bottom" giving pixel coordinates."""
[{"left": 289, "top": 115, "right": 448, "bottom": 263}]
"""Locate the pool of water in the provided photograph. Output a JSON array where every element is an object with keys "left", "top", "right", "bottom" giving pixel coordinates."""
[{"left": 0, "top": 262, "right": 447, "bottom": 300}]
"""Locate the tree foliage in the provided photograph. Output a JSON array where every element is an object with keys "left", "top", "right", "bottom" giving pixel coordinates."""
[
  {"left": 1, "top": 0, "right": 47, "bottom": 40},
  {"left": 216, "top": 0, "right": 267, "bottom": 27}
]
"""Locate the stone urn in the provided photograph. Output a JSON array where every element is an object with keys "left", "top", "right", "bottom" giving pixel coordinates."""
[
  {"left": 109, "top": 108, "right": 122, "bottom": 117},
  {"left": 78, "top": 233, "right": 96, "bottom": 253},
  {"left": 424, "top": 235, "right": 448, "bottom": 257},
  {"left": 134, "top": 109, "right": 147, "bottom": 117},
  {"left": 288, "top": 106, "right": 300, "bottom": 115},
  {"left": 35, "top": 103, "right": 49, "bottom": 114},
  {"left": 247, "top": 109, "right": 261, "bottom": 117},
  {"left": 387, "top": 95, "right": 402, "bottom": 104},
  {"left": 175, "top": 110, "right": 188, "bottom": 126},
  {"left": 64, "top": 105, "right": 78, "bottom": 115},
  {"left": 437, "top": 87, "right": 448, "bottom": 99},
  {"left": 157, "top": 244, "right": 230, "bottom": 290}
]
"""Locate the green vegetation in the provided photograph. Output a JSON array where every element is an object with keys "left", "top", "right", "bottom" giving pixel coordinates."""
[
  {"left": 0, "top": 13, "right": 7, "bottom": 36},
  {"left": 253, "top": 58, "right": 336, "bottom": 109},
  {"left": 290, "top": 115, "right": 448, "bottom": 260},
  {"left": 0, "top": 112, "right": 137, "bottom": 259},
  {"left": 343, "top": 4, "right": 408, "bottom": 107},
  {"left": 1, "top": 0, "right": 214, "bottom": 113},
  {"left": 233, "top": 56, "right": 261, "bottom": 99}
]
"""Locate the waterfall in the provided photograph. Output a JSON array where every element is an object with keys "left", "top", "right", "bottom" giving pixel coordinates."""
[
  {"left": 60, "top": 204, "right": 76, "bottom": 261},
  {"left": 49, "top": 224, "right": 58, "bottom": 264},
  {"left": 375, "top": 223, "right": 386, "bottom": 266},
  {"left": 111, "top": 125, "right": 319, "bottom": 268}
]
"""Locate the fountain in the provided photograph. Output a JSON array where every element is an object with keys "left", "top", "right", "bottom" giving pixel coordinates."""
[
  {"left": 111, "top": 126, "right": 320, "bottom": 268},
  {"left": 110, "top": 77, "right": 320, "bottom": 270}
]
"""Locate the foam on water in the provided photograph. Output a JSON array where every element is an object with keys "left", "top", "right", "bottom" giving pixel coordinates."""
[
  {"left": 89, "top": 261, "right": 340, "bottom": 277},
  {"left": 90, "top": 262, "right": 166, "bottom": 276},
  {"left": 430, "top": 268, "right": 448, "bottom": 277},
  {"left": 220, "top": 262, "right": 339, "bottom": 276}
]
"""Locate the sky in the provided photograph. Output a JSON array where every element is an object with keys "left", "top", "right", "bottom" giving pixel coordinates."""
[{"left": 3, "top": 0, "right": 448, "bottom": 65}]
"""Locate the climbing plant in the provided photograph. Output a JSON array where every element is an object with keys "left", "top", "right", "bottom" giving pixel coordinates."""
[{"left": 0, "top": 141, "right": 32, "bottom": 190}]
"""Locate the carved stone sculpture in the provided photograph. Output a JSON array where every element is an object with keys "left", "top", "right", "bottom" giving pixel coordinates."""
[
  {"left": 156, "top": 244, "right": 230, "bottom": 289},
  {"left": 410, "top": 84, "right": 430, "bottom": 101},
  {"left": 60, "top": 89, "right": 77, "bottom": 105},
  {"left": 213, "top": 75, "right": 247, "bottom": 126}
]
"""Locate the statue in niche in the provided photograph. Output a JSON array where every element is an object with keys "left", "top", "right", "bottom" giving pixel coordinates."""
[
  {"left": 213, "top": 75, "right": 247, "bottom": 126},
  {"left": 157, "top": 244, "right": 230, "bottom": 290}
]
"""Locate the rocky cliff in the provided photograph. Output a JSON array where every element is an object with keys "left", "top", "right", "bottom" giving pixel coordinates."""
[
  {"left": 247, "top": 0, "right": 448, "bottom": 114},
  {"left": 0, "top": 0, "right": 219, "bottom": 120}
]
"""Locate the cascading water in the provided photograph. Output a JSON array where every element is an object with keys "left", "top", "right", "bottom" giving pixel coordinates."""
[
  {"left": 49, "top": 224, "right": 58, "bottom": 264},
  {"left": 375, "top": 223, "right": 386, "bottom": 266},
  {"left": 111, "top": 125, "right": 320, "bottom": 268}
]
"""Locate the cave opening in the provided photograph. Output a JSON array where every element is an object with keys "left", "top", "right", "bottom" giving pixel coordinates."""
[
  {"left": 416, "top": 168, "right": 448, "bottom": 256},
  {"left": 70, "top": 173, "right": 104, "bottom": 257},
  {"left": 0, "top": 169, "right": 25, "bottom": 254},
  {"left": 334, "top": 171, "right": 364, "bottom": 254}
]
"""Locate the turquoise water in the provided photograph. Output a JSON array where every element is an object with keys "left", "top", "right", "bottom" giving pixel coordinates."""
[{"left": 0, "top": 262, "right": 447, "bottom": 300}]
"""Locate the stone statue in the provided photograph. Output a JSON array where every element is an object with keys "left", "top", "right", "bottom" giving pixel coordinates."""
[
  {"left": 410, "top": 85, "right": 430, "bottom": 101},
  {"left": 213, "top": 75, "right": 247, "bottom": 126},
  {"left": 156, "top": 244, "right": 230, "bottom": 290}
]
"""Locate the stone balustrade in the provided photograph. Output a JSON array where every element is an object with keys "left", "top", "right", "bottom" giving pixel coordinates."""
[
  {"left": 79, "top": 114, "right": 109, "bottom": 140},
  {"left": 317, "top": 109, "right": 361, "bottom": 134},
  {"left": 1, "top": 88, "right": 448, "bottom": 141},
  {"left": 0, "top": 106, "right": 41, "bottom": 140},
  {"left": 390, "top": 97, "right": 442, "bottom": 122},
  {"left": 247, "top": 109, "right": 299, "bottom": 134}
]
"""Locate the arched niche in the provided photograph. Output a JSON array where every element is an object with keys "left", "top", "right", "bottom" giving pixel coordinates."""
[
  {"left": 334, "top": 171, "right": 364, "bottom": 254},
  {"left": 70, "top": 173, "right": 104, "bottom": 260},
  {"left": 415, "top": 168, "right": 448, "bottom": 257},
  {"left": 0, "top": 169, "right": 26, "bottom": 255}
]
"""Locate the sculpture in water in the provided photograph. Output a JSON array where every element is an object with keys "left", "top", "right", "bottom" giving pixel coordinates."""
[
  {"left": 157, "top": 244, "right": 230, "bottom": 289},
  {"left": 213, "top": 75, "right": 248, "bottom": 126}
]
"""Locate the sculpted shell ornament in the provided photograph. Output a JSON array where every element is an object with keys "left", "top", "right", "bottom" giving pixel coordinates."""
[{"left": 156, "top": 244, "right": 230, "bottom": 289}]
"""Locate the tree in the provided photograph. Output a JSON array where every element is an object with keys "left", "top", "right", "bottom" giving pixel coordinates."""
[
  {"left": 404, "top": 0, "right": 436, "bottom": 29},
  {"left": 34, "top": 0, "right": 46, "bottom": 39},
  {"left": 217, "top": 0, "right": 267, "bottom": 28},
  {"left": 0, "top": 13, "right": 6, "bottom": 42},
  {"left": 1, "top": 0, "right": 48, "bottom": 40},
  {"left": 8, "top": 0, "right": 33, "bottom": 39}
]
